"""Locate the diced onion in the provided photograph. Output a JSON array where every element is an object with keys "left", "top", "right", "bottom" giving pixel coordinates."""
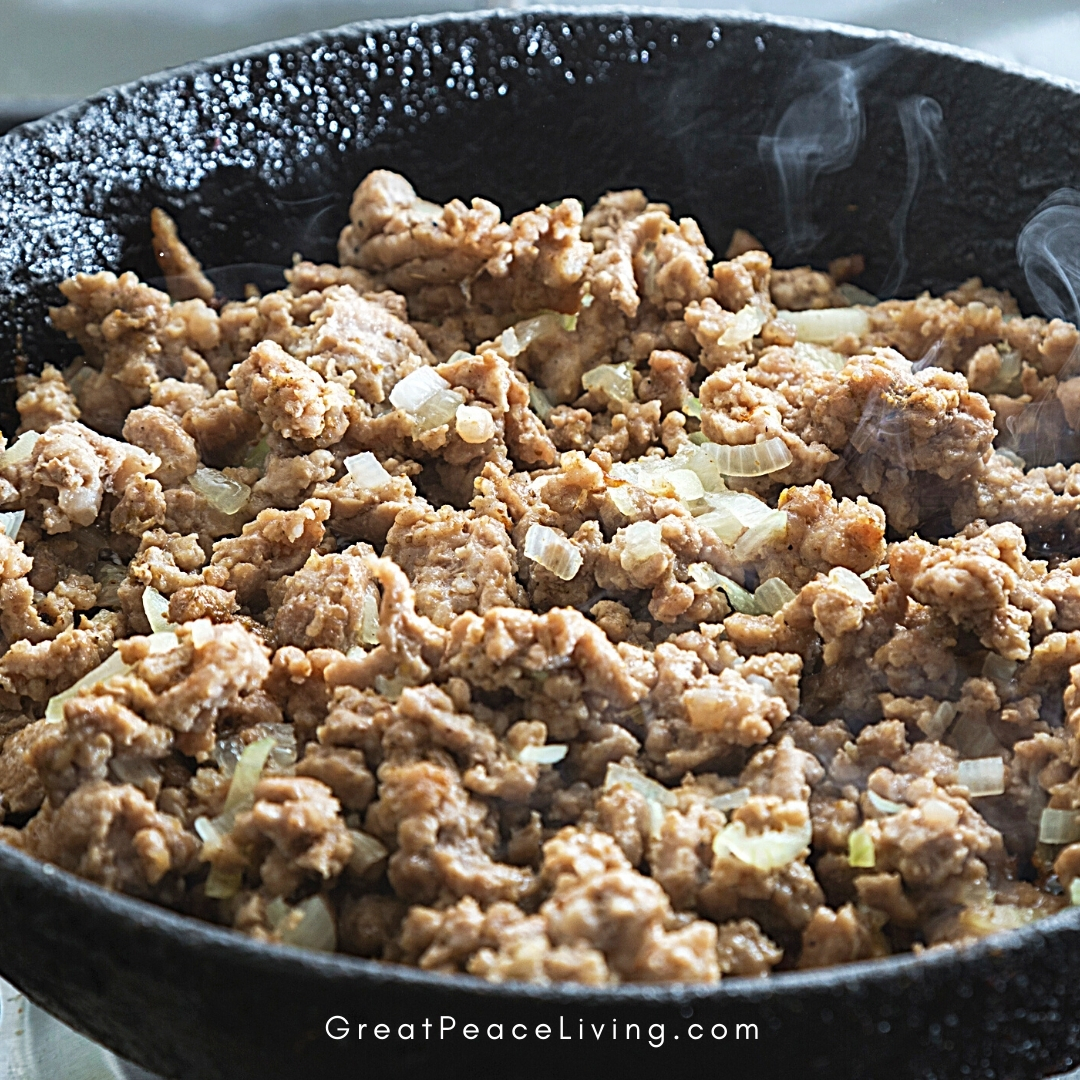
[
  {"left": 518, "top": 744, "right": 569, "bottom": 765},
  {"left": 529, "top": 383, "right": 553, "bottom": 421},
  {"left": 281, "top": 895, "right": 337, "bottom": 952},
  {"left": 917, "top": 700, "right": 957, "bottom": 740},
  {"left": 212, "top": 724, "right": 295, "bottom": 778},
  {"left": 711, "top": 788, "right": 750, "bottom": 811},
  {"left": 620, "top": 520, "right": 664, "bottom": 570},
  {"left": 414, "top": 388, "right": 465, "bottom": 433},
  {"left": 374, "top": 674, "right": 408, "bottom": 700},
  {"left": 389, "top": 366, "right": 450, "bottom": 412},
  {"left": 608, "top": 483, "right": 638, "bottom": 517},
  {"left": 344, "top": 451, "right": 391, "bottom": 490},
  {"left": 582, "top": 362, "right": 635, "bottom": 404},
  {"left": 867, "top": 790, "right": 905, "bottom": 815},
  {"left": 688, "top": 563, "right": 759, "bottom": 614},
  {"left": 734, "top": 509, "right": 788, "bottom": 561},
  {"left": 147, "top": 631, "right": 179, "bottom": 655},
  {"left": 267, "top": 897, "right": 291, "bottom": 929},
  {"left": 1071, "top": 879, "right": 1080, "bottom": 906},
  {"left": 958, "top": 904, "right": 1041, "bottom": 937},
  {"left": 696, "top": 506, "right": 746, "bottom": 545},
  {"left": 455, "top": 404, "right": 496, "bottom": 444},
  {"left": 848, "top": 827, "right": 876, "bottom": 868},
  {"left": 222, "top": 737, "right": 276, "bottom": 817},
  {"left": 604, "top": 762, "right": 676, "bottom": 835},
  {"left": 45, "top": 651, "right": 131, "bottom": 721},
  {"left": 778, "top": 307, "right": 870, "bottom": 344},
  {"left": 523, "top": 523, "right": 582, "bottom": 581},
  {"left": 513, "top": 312, "right": 569, "bottom": 350},
  {"left": 0, "top": 510, "right": 24, "bottom": 541},
  {"left": 665, "top": 469, "right": 705, "bottom": 503},
  {"left": 948, "top": 713, "right": 1002, "bottom": 760},
  {"left": 142, "top": 586, "right": 175, "bottom": 633},
  {"left": 1039, "top": 807, "right": 1080, "bottom": 845},
  {"left": 190, "top": 619, "right": 215, "bottom": 648},
  {"left": 204, "top": 867, "right": 242, "bottom": 900},
  {"left": 683, "top": 395, "right": 702, "bottom": 418},
  {"left": 957, "top": 757, "right": 1005, "bottom": 797},
  {"left": 982, "top": 653, "right": 1017, "bottom": 683},
  {"left": 194, "top": 816, "right": 226, "bottom": 844},
  {"left": 720, "top": 304, "right": 768, "bottom": 346},
  {"left": 189, "top": 467, "right": 250, "bottom": 515},
  {"left": 348, "top": 830, "right": 389, "bottom": 876},
  {"left": 793, "top": 340, "right": 847, "bottom": 371},
  {"left": 242, "top": 436, "right": 270, "bottom": 470},
  {"left": 755, "top": 577, "right": 796, "bottom": 615},
  {"left": 713, "top": 818, "right": 812, "bottom": 871},
  {"left": 0, "top": 431, "right": 39, "bottom": 468},
  {"left": 360, "top": 591, "right": 380, "bottom": 646},
  {"left": 988, "top": 348, "right": 1022, "bottom": 393},
  {"left": 498, "top": 326, "right": 522, "bottom": 357},
  {"left": 828, "top": 566, "right": 873, "bottom": 605},
  {"left": 709, "top": 438, "right": 793, "bottom": 477}
]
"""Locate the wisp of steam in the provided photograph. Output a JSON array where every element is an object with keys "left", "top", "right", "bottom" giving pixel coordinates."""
[
  {"left": 879, "top": 96, "right": 946, "bottom": 298},
  {"left": 1007, "top": 188, "right": 1080, "bottom": 466},
  {"left": 758, "top": 43, "right": 894, "bottom": 260}
]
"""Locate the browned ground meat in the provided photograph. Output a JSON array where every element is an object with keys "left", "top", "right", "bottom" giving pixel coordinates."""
[{"left": 3, "top": 170, "right": 1079, "bottom": 985}]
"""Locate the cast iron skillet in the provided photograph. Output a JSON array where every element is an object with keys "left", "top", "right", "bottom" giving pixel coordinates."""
[{"left": 2, "top": 9, "right": 1080, "bottom": 1079}]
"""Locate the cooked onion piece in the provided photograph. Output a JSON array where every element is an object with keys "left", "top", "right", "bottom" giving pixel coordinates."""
[
  {"left": 390, "top": 366, "right": 465, "bottom": 431},
  {"left": 713, "top": 819, "right": 812, "bottom": 871},
  {"left": 0, "top": 431, "right": 38, "bottom": 468},
  {"left": 523, "top": 524, "right": 582, "bottom": 581},
  {"left": 0, "top": 510, "right": 24, "bottom": 541},
  {"left": 847, "top": 827, "right": 876, "bottom": 868},
  {"left": 518, "top": 744, "right": 569, "bottom": 765},
  {"left": 688, "top": 562, "right": 759, "bottom": 614},
  {"left": 778, "top": 306, "right": 870, "bottom": 344},
  {"left": 528, "top": 383, "right": 553, "bottom": 420},
  {"left": 867, "top": 790, "right": 905, "bottom": 816},
  {"left": 793, "top": 340, "right": 846, "bottom": 371},
  {"left": 45, "top": 652, "right": 131, "bottom": 722},
  {"left": 142, "top": 586, "right": 176, "bottom": 633},
  {"left": 348, "top": 831, "right": 389, "bottom": 877},
  {"left": 582, "top": 362, "right": 634, "bottom": 404},
  {"left": 711, "top": 788, "right": 750, "bottom": 811},
  {"left": 917, "top": 701, "right": 957, "bottom": 740},
  {"left": 619, "top": 520, "right": 664, "bottom": 570},
  {"left": 708, "top": 437, "right": 793, "bottom": 478},
  {"left": 1039, "top": 807, "right": 1080, "bottom": 845},
  {"left": 189, "top": 467, "right": 250, "bottom": 515},
  {"left": 344, "top": 451, "right": 391, "bottom": 490},
  {"left": 733, "top": 508, "right": 788, "bottom": 561},
  {"left": 754, "top": 577, "right": 796, "bottom": 614},
  {"left": 957, "top": 757, "right": 1005, "bottom": 797},
  {"left": 604, "top": 763, "right": 676, "bottom": 835}
]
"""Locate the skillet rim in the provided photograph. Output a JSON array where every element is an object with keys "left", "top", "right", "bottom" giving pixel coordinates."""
[
  {"left": 2, "top": 2, "right": 1079, "bottom": 1016},
  {"left": 2, "top": 815, "right": 1077, "bottom": 1004}
]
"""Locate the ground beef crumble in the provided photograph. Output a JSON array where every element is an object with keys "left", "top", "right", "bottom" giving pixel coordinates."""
[{"left": 3, "top": 170, "right": 1080, "bottom": 984}]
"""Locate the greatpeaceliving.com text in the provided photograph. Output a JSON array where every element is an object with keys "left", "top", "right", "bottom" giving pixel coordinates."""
[{"left": 325, "top": 1014, "right": 759, "bottom": 1048}]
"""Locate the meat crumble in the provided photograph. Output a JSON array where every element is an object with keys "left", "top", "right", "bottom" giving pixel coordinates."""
[{"left": 3, "top": 170, "right": 1080, "bottom": 983}]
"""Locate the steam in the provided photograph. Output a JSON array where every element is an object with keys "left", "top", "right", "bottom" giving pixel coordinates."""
[
  {"left": 879, "top": 96, "right": 946, "bottom": 298},
  {"left": 758, "top": 43, "right": 894, "bottom": 259},
  {"left": 1016, "top": 188, "right": 1080, "bottom": 322},
  {"left": 1004, "top": 188, "right": 1080, "bottom": 466}
]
